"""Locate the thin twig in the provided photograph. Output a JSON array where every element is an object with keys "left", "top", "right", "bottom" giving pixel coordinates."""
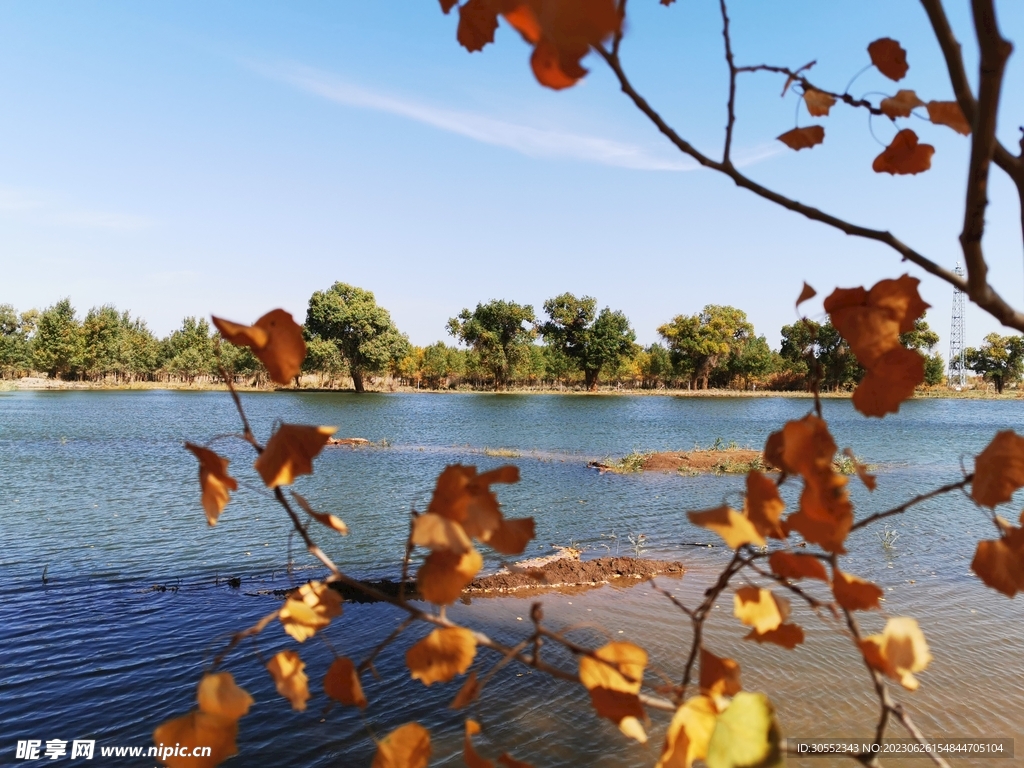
[
  {"left": 358, "top": 617, "right": 414, "bottom": 676},
  {"left": 851, "top": 476, "right": 972, "bottom": 532},
  {"left": 720, "top": 0, "right": 738, "bottom": 164}
]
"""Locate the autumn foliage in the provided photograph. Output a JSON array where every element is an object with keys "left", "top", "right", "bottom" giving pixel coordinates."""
[{"left": 157, "top": 1, "right": 1024, "bottom": 765}]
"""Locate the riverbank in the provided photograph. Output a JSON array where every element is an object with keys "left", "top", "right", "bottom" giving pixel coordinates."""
[{"left": 3, "top": 376, "right": 1019, "bottom": 399}]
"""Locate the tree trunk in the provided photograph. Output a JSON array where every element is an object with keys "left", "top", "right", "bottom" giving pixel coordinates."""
[
  {"left": 996, "top": 375, "right": 1004, "bottom": 394},
  {"left": 585, "top": 368, "right": 599, "bottom": 391},
  {"left": 352, "top": 368, "right": 365, "bottom": 393}
]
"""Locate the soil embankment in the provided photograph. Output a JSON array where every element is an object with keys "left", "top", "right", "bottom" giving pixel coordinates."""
[
  {"left": 329, "top": 556, "right": 684, "bottom": 603},
  {"left": 588, "top": 448, "right": 767, "bottom": 475}
]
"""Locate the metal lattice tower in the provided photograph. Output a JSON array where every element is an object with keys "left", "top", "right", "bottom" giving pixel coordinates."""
[{"left": 947, "top": 262, "right": 966, "bottom": 388}]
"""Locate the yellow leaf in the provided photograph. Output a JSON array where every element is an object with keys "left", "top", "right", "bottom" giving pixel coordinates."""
[
  {"left": 803, "top": 89, "right": 835, "bottom": 117},
  {"left": 733, "top": 587, "right": 789, "bottom": 634},
  {"left": 196, "top": 672, "right": 253, "bottom": 720},
  {"left": 699, "top": 649, "right": 741, "bottom": 705},
  {"left": 426, "top": 464, "right": 519, "bottom": 541},
  {"left": 412, "top": 513, "right": 473, "bottom": 554},
  {"left": 153, "top": 711, "right": 238, "bottom": 768},
  {"left": 744, "top": 624, "right": 805, "bottom": 649},
  {"left": 768, "top": 551, "right": 829, "bottom": 582},
  {"left": 868, "top": 37, "right": 909, "bottom": 81},
  {"left": 463, "top": 719, "right": 495, "bottom": 768},
  {"left": 449, "top": 670, "right": 482, "bottom": 709},
  {"left": 279, "top": 581, "right": 342, "bottom": 642},
  {"left": 655, "top": 695, "right": 718, "bottom": 768},
  {"left": 184, "top": 443, "right": 238, "bottom": 526},
  {"left": 972, "top": 430, "right": 1024, "bottom": 508},
  {"left": 880, "top": 89, "right": 924, "bottom": 119},
  {"left": 324, "top": 656, "right": 367, "bottom": 708},
  {"left": 872, "top": 129, "right": 934, "bottom": 175},
  {"left": 291, "top": 491, "right": 348, "bottom": 535},
  {"left": 373, "top": 723, "right": 432, "bottom": 768},
  {"left": 687, "top": 506, "right": 765, "bottom": 549},
  {"left": 927, "top": 100, "right": 971, "bottom": 135},
  {"left": 266, "top": 650, "right": 310, "bottom": 711},
  {"left": 212, "top": 309, "right": 306, "bottom": 386},
  {"left": 406, "top": 627, "right": 477, "bottom": 686},
  {"left": 706, "top": 692, "right": 783, "bottom": 768},
  {"left": 254, "top": 424, "right": 337, "bottom": 488},
  {"left": 777, "top": 125, "right": 824, "bottom": 151},
  {"left": 832, "top": 570, "right": 883, "bottom": 611},
  {"left": 417, "top": 547, "right": 483, "bottom": 605},
  {"left": 859, "top": 617, "right": 932, "bottom": 690},
  {"left": 579, "top": 641, "right": 649, "bottom": 742},
  {"left": 744, "top": 471, "right": 786, "bottom": 540}
]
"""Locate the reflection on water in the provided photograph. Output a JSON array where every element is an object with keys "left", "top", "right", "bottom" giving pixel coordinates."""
[{"left": 0, "top": 391, "right": 1022, "bottom": 765}]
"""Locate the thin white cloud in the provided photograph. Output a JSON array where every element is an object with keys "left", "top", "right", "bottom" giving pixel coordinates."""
[
  {"left": 248, "top": 60, "right": 706, "bottom": 171},
  {"left": 0, "top": 184, "right": 154, "bottom": 231}
]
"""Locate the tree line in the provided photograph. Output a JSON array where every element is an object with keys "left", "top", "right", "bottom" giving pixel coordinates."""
[{"left": 2, "top": 283, "right": 1018, "bottom": 391}]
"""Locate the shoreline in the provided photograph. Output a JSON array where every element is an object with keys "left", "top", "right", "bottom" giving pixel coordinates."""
[{"left": 2, "top": 377, "right": 1019, "bottom": 400}]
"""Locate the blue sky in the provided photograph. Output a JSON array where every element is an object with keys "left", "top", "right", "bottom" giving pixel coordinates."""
[{"left": 1, "top": 1, "right": 1022, "bottom": 352}]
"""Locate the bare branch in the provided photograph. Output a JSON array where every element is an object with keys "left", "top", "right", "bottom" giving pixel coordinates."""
[
  {"left": 720, "top": 0, "right": 738, "bottom": 164},
  {"left": 851, "top": 475, "right": 972, "bottom": 532},
  {"left": 737, "top": 64, "right": 885, "bottom": 116}
]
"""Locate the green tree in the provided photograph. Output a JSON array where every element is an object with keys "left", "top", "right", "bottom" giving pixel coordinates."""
[
  {"left": 33, "top": 298, "right": 85, "bottom": 379},
  {"left": 447, "top": 300, "right": 536, "bottom": 390},
  {"left": 419, "top": 342, "right": 465, "bottom": 389},
  {"left": 305, "top": 282, "right": 410, "bottom": 393},
  {"left": 0, "top": 304, "right": 35, "bottom": 377},
  {"left": 302, "top": 337, "right": 348, "bottom": 387},
  {"left": 122, "top": 315, "right": 161, "bottom": 381},
  {"left": 637, "top": 343, "right": 673, "bottom": 389},
  {"left": 658, "top": 305, "right": 754, "bottom": 389},
  {"left": 779, "top": 319, "right": 861, "bottom": 391},
  {"left": 539, "top": 293, "right": 637, "bottom": 390},
  {"left": 899, "top": 314, "right": 944, "bottom": 387},
  {"left": 966, "top": 333, "right": 1024, "bottom": 394},
  {"left": 162, "top": 317, "right": 215, "bottom": 383},
  {"left": 82, "top": 305, "right": 124, "bottom": 380},
  {"left": 728, "top": 334, "right": 774, "bottom": 389}
]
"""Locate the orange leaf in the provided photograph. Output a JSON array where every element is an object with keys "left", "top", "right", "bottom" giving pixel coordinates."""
[
  {"left": 971, "top": 533, "right": 1024, "bottom": 597},
  {"left": 464, "top": 719, "right": 495, "bottom": 768},
  {"left": 745, "top": 623, "right": 805, "bottom": 649},
  {"left": 832, "top": 570, "right": 883, "bottom": 611},
  {"left": 153, "top": 711, "right": 238, "bottom": 768},
  {"left": 859, "top": 617, "right": 931, "bottom": 690},
  {"left": 530, "top": 36, "right": 581, "bottom": 90},
  {"left": 196, "top": 672, "right": 254, "bottom": 720},
  {"left": 439, "top": 0, "right": 458, "bottom": 13},
  {"left": 796, "top": 282, "right": 816, "bottom": 307},
  {"left": 777, "top": 125, "right": 824, "bottom": 151},
  {"left": 417, "top": 547, "right": 483, "bottom": 605},
  {"left": 763, "top": 429, "right": 789, "bottom": 473},
  {"left": 927, "top": 100, "right": 971, "bottom": 135},
  {"left": 427, "top": 464, "right": 518, "bottom": 541},
  {"left": 655, "top": 695, "right": 717, "bottom": 768},
  {"left": 406, "top": 626, "right": 477, "bottom": 686},
  {"left": 254, "top": 424, "right": 336, "bottom": 488},
  {"left": 699, "top": 649, "right": 741, "bottom": 703},
  {"left": 852, "top": 347, "right": 925, "bottom": 417},
  {"left": 784, "top": 508, "right": 852, "bottom": 554},
  {"left": 868, "top": 37, "right": 909, "bottom": 81},
  {"left": 185, "top": 443, "right": 238, "bottom": 526},
  {"left": 803, "top": 89, "right": 835, "bottom": 117},
  {"left": 486, "top": 516, "right": 536, "bottom": 555},
  {"left": 872, "top": 129, "right": 934, "bottom": 175},
  {"left": 825, "top": 275, "right": 929, "bottom": 364},
  {"left": 768, "top": 551, "right": 829, "bottom": 582},
  {"left": 373, "top": 723, "right": 432, "bottom": 768},
  {"left": 880, "top": 89, "right": 924, "bottom": 119},
  {"left": 266, "top": 650, "right": 310, "bottom": 711},
  {"left": 458, "top": 0, "right": 500, "bottom": 52},
  {"left": 449, "top": 670, "right": 482, "bottom": 709},
  {"left": 744, "top": 471, "right": 786, "bottom": 540},
  {"left": 503, "top": 3, "right": 542, "bottom": 44},
  {"left": 291, "top": 491, "right": 348, "bottom": 535},
  {"left": 497, "top": 755, "right": 535, "bottom": 768},
  {"left": 412, "top": 513, "right": 473, "bottom": 554},
  {"left": 972, "top": 430, "right": 1024, "bottom": 508},
  {"left": 324, "top": 657, "right": 367, "bottom": 708},
  {"left": 579, "top": 641, "right": 648, "bottom": 742},
  {"left": 279, "top": 581, "right": 342, "bottom": 642},
  {"left": 212, "top": 309, "right": 306, "bottom": 386},
  {"left": 687, "top": 505, "right": 765, "bottom": 549},
  {"left": 733, "top": 586, "right": 789, "bottom": 633}
]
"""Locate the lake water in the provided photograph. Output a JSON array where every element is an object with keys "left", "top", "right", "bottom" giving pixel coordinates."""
[{"left": 1, "top": 390, "right": 1022, "bottom": 766}]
